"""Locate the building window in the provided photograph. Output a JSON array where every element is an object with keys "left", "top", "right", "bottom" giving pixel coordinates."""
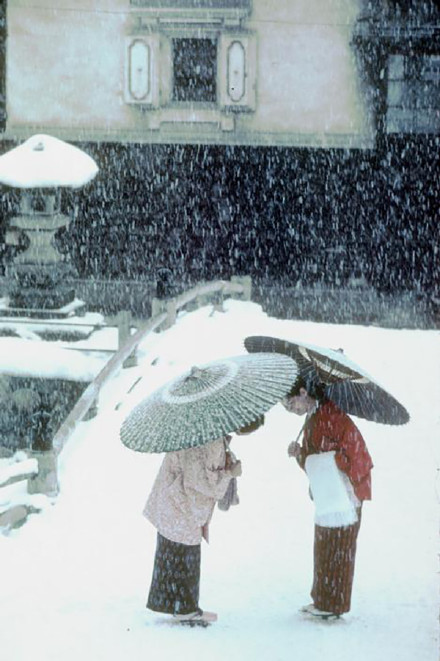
[
  {"left": 172, "top": 38, "right": 217, "bottom": 103},
  {"left": 127, "top": 39, "right": 151, "bottom": 102},
  {"left": 386, "top": 53, "right": 440, "bottom": 133}
]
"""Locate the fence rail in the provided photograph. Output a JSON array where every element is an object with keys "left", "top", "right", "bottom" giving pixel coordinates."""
[
  {"left": 53, "top": 276, "right": 251, "bottom": 455},
  {"left": 0, "top": 458, "right": 38, "bottom": 489},
  {"left": 51, "top": 311, "right": 167, "bottom": 456},
  {"left": 0, "top": 457, "right": 39, "bottom": 530},
  {"left": 0, "top": 276, "right": 251, "bottom": 530},
  {"left": 151, "top": 275, "right": 251, "bottom": 329}
]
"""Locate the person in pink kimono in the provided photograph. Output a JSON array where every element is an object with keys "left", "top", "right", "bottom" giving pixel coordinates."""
[{"left": 144, "top": 434, "right": 243, "bottom": 625}]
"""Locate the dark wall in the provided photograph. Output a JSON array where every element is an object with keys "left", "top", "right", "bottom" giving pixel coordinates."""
[
  {"left": 0, "top": 375, "right": 87, "bottom": 452},
  {"left": 0, "top": 3, "right": 5, "bottom": 131},
  {"left": 1, "top": 138, "right": 439, "bottom": 302}
]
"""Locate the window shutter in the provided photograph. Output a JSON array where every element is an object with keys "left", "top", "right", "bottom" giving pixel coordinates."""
[
  {"left": 125, "top": 35, "right": 160, "bottom": 106},
  {"left": 218, "top": 33, "right": 257, "bottom": 111}
]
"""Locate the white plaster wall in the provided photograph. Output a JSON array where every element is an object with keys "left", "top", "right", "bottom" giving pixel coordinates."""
[
  {"left": 5, "top": 0, "right": 370, "bottom": 146},
  {"left": 242, "top": 0, "right": 367, "bottom": 137},
  {"left": 7, "top": 0, "right": 128, "bottom": 129}
]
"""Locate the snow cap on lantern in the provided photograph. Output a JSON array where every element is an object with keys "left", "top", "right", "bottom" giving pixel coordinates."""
[{"left": 0, "top": 134, "right": 98, "bottom": 189}]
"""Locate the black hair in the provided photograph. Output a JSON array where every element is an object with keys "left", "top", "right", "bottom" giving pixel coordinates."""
[{"left": 288, "top": 376, "right": 327, "bottom": 403}]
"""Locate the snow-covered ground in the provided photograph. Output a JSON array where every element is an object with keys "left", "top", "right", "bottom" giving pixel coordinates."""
[{"left": 0, "top": 299, "right": 438, "bottom": 661}]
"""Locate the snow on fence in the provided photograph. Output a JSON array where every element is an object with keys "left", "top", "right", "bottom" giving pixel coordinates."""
[
  {"left": 151, "top": 275, "right": 252, "bottom": 330},
  {"left": 0, "top": 276, "right": 251, "bottom": 531},
  {"left": 0, "top": 456, "right": 39, "bottom": 530},
  {"left": 0, "top": 457, "right": 38, "bottom": 489},
  {"left": 52, "top": 275, "right": 251, "bottom": 456}
]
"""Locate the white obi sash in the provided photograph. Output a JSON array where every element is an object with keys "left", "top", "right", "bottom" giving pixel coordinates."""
[{"left": 305, "top": 451, "right": 359, "bottom": 528}]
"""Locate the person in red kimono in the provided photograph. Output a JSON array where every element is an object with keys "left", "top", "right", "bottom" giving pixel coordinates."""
[{"left": 283, "top": 377, "right": 373, "bottom": 620}]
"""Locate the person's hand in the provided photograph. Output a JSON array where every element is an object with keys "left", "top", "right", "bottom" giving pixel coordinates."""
[
  {"left": 287, "top": 441, "right": 302, "bottom": 459},
  {"left": 229, "top": 460, "right": 242, "bottom": 477}
]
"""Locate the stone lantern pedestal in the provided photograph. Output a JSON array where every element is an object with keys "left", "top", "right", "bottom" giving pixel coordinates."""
[
  {"left": 0, "top": 134, "right": 98, "bottom": 318},
  {"left": 5, "top": 193, "right": 76, "bottom": 311}
]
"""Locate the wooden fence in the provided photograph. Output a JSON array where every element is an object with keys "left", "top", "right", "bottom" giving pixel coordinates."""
[
  {"left": 0, "top": 457, "right": 38, "bottom": 529},
  {"left": 0, "top": 275, "right": 251, "bottom": 530}
]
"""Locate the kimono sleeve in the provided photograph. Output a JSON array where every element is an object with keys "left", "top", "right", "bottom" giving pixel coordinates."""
[
  {"left": 334, "top": 416, "right": 373, "bottom": 487},
  {"left": 182, "top": 443, "right": 232, "bottom": 501}
]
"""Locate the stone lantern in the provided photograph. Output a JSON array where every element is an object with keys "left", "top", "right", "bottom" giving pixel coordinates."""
[{"left": 0, "top": 134, "right": 98, "bottom": 316}]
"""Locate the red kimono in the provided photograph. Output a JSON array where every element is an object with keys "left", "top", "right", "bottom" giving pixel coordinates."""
[
  {"left": 298, "top": 400, "right": 373, "bottom": 501},
  {"left": 297, "top": 400, "right": 373, "bottom": 615}
]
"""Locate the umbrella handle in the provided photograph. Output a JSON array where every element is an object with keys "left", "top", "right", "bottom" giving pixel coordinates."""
[{"left": 288, "top": 420, "right": 307, "bottom": 459}]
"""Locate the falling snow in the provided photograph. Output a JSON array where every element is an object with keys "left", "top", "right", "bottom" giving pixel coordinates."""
[{"left": 0, "top": 300, "right": 438, "bottom": 661}]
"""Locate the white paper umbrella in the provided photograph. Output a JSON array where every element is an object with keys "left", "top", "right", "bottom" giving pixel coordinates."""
[
  {"left": 120, "top": 353, "right": 298, "bottom": 453},
  {"left": 0, "top": 134, "right": 98, "bottom": 188},
  {"left": 244, "top": 336, "right": 410, "bottom": 425}
]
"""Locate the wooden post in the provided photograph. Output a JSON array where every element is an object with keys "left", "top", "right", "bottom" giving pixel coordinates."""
[
  {"left": 164, "top": 299, "right": 177, "bottom": 329},
  {"left": 231, "top": 275, "right": 252, "bottom": 301},
  {"left": 27, "top": 450, "right": 59, "bottom": 497},
  {"left": 51, "top": 311, "right": 167, "bottom": 458},
  {"left": 117, "top": 310, "right": 137, "bottom": 368},
  {"left": 211, "top": 287, "right": 225, "bottom": 313},
  {"left": 151, "top": 297, "right": 165, "bottom": 318},
  {"left": 151, "top": 297, "right": 176, "bottom": 331}
]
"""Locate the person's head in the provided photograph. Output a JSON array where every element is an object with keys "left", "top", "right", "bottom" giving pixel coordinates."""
[{"left": 282, "top": 377, "right": 326, "bottom": 416}]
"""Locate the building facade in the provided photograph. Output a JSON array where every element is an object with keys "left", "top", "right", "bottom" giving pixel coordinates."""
[
  {"left": 0, "top": 1, "right": 439, "bottom": 306},
  {"left": 4, "top": 0, "right": 371, "bottom": 147}
]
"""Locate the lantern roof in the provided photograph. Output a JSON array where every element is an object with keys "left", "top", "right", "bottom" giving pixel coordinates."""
[{"left": 0, "top": 134, "right": 99, "bottom": 189}]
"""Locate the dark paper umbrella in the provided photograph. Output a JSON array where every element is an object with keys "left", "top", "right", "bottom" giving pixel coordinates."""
[
  {"left": 120, "top": 352, "right": 298, "bottom": 453},
  {"left": 244, "top": 336, "right": 409, "bottom": 425}
]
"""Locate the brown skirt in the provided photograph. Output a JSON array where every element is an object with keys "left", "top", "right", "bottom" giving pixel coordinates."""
[{"left": 311, "top": 508, "right": 362, "bottom": 615}]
